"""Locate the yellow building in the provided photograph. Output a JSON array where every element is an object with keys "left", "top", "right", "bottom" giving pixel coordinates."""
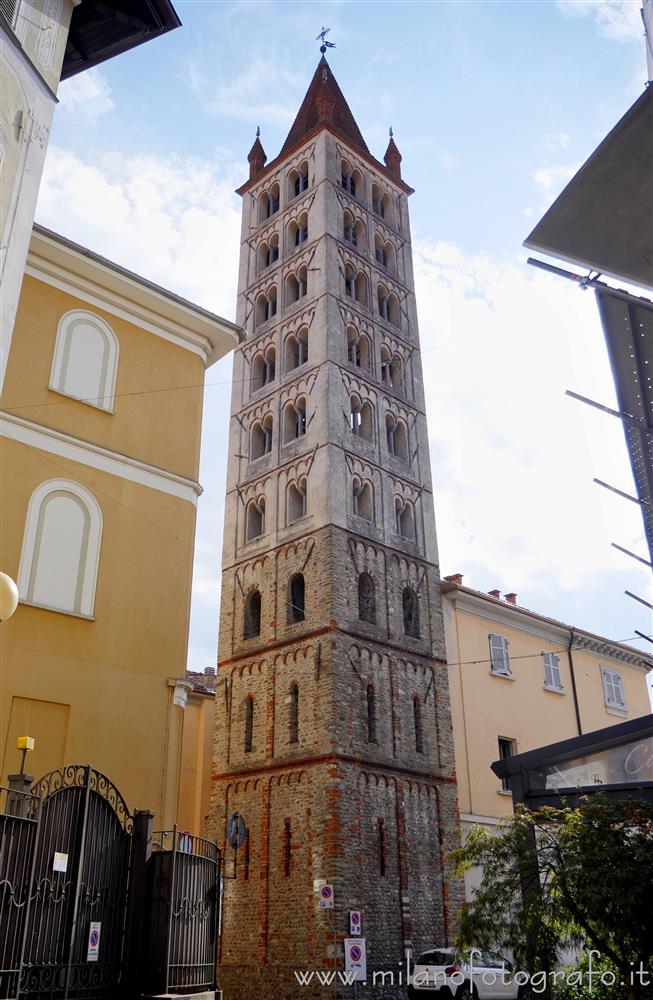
[
  {"left": 0, "top": 224, "right": 241, "bottom": 828},
  {"left": 442, "top": 573, "right": 653, "bottom": 894},
  {"left": 177, "top": 669, "right": 216, "bottom": 835},
  {"left": 1, "top": 0, "right": 180, "bottom": 389}
]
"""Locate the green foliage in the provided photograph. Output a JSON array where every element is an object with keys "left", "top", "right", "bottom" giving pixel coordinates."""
[{"left": 451, "top": 796, "right": 653, "bottom": 998}]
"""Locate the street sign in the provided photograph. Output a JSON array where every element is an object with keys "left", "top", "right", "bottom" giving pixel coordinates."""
[
  {"left": 178, "top": 831, "right": 193, "bottom": 854},
  {"left": 87, "top": 922, "right": 101, "bottom": 962},
  {"left": 344, "top": 938, "right": 366, "bottom": 981},
  {"left": 226, "top": 812, "right": 247, "bottom": 849},
  {"left": 319, "top": 884, "right": 334, "bottom": 908},
  {"left": 313, "top": 878, "right": 327, "bottom": 892},
  {"left": 349, "top": 910, "right": 361, "bottom": 935}
]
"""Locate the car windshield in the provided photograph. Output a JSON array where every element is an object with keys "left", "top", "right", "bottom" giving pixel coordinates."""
[{"left": 415, "top": 950, "right": 452, "bottom": 966}]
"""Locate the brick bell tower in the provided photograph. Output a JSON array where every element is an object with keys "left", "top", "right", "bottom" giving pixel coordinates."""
[{"left": 209, "top": 54, "right": 462, "bottom": 1000}]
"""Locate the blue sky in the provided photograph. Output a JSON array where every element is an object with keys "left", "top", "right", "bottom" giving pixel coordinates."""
[{"left": 37, "top": 0, "right": 652, "bottom": 693}]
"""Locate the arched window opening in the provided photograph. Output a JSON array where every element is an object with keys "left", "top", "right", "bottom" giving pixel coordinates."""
[
  {"left": 17, "top": 479, "right": 103, "bottom": 617},
  {"left": 289, "top": 161, "right": 309, "bottom": 201},
  {"left": 378, "top": 287, "right": 400, "bottom": 327},
  {"left": 380, "top": 345, "right": 392, "bottom": 385},
  {"left": 283, "top": 820, "right": 292, "bottom": 876},
  {"left": 390, "top": 355, "right": 404, "bottom": 392},
  {"left": 374, "top": 234, "right": 387, "bottom": 268},
  {"left": 257, "top": 235, "right": 279, "bottom": 272},
  {"left": 288, "top": 212, "right": 308, "bottom": 249},
  {"left": 251, "top": 348, "right": 275, "bottom": 391},
  {"left": 259, "top": 184, "right": 280, "bottom": 223},
  {"left": 283, "top": 397, "right": 307, "bottom": 443},
  {"left": 377, "top": 819, "right": 387, "bottom": 876},
  {"left": 288, "top": 574, "right": 305, "bottom": 623},
  {"left": 352, "top": 478, "right": 373, "bottom": 522},
  {"left": 343, "top": 210, "right": 355, "bottom": 246},
  {"left": 366, "top": 685, "right": 377, "bottom": 743},
  {"left": 395, "top": 499, "right": 415, "bottom": 540},
  {"left": 355, "top": 271, "right": 367, "bottom": 305},
  {"left": 350, "top": 397, "right": 373, "bottom": 441},
  {"left": 287, "top": 479, "right": 307, "bottom": 524},
  {"left": 345, "top": 263, "right": 355, "bottom": 299},
  {"left": 413, "top": 696, "right": 423, "bottom": 753},
  {"left": 289, "top": 683, "right": 299, "bottom": 742},
  {"left": 286, "top": 266, "right": 307, "bottom": 306},
  {"left": 358, "top": 572, "right": 376, "bottom": 624},
  {"left": 341, "top": 160, "right": 359, "bottom": 197},
  {"left": 244, "top": 695, "right": 254, "bottom": 751},
  {"left": 284, "top": 327, "right": 308, "bottom": 371},
  {"left": 250, "top": 415, "right": 273, "bottom": 460},
  {"left": 378, "top": 284, "right": 389, "bottom": 321},
  {"left": 244, "top": 590, "right": 261, "bottom": 639},
  {"left": 402, "top": 587, "right": 420, "bottom": 638},
  {"left": 246, "top": 498, "right": 265, "bottom": 540},
  {"left": 347, "top": 328, "right": 370, "bottom": 370},
  {"left": 386, "top": 414, "right": 396, "bottom": 455},
  {"left": 255, "top": 288, "right": 277, "bottom": 328},
  {"left": 372, "top": 185, "right": 393, "bottom": 225},
  {"left": 387, "top": 416, "right": 408, "bottom": 460},
  {"left": 50, "top": 311, "right": 119, "bottom": 413}
]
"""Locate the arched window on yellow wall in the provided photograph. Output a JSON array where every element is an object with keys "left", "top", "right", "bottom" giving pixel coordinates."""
[
  {"left": 50, "top": 311, "right": 119, "bottom": 412},
  {"left": 17, "top": 479, "right": 103, "bottom": 617}
]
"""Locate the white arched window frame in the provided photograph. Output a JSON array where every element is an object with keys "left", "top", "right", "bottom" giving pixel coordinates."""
[
  {"left": 17, "top": 479, "right": 103, "bottom": 617},
  {"left": 49, "top": 310, "right": 119, "bottom": 413}
]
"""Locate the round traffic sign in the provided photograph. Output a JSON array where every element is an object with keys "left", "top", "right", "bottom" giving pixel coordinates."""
[
  {"left": 90, "top": 929, "right": 99, "bottom": 947},
  {"left": 320, "top": 885, "right": 333, "bottom": 900},
  {"left": 351, "top": 911, "right": 360, "bottom": 925},
  {"left": 349, "top": 945, "right": 362, "bottom": 962},
  {"left": 227, "top": 812, "right": 247, "bottom": 849}
]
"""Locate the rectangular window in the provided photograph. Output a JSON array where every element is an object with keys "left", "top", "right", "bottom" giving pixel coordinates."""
[
  {"left": 601, "top": 667, "right": 626, "bottom": 711},
  {"left": 489, "top": 634, "right": 511, "bottom": 676},
  {"left": 542, "top": 652, "right": 563, "bottom": 690},
  {"left": 497, "top": 737, "right": 516, "bottom": 791}
]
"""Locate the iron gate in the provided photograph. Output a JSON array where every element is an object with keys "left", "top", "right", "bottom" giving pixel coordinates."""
[{"left": 19, "top": 765, "right": 133, "bottom": 999}]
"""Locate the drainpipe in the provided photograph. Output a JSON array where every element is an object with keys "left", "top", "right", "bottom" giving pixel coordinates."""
[{"left": 567, "top": 628, "right": 582, "bottom": 735}]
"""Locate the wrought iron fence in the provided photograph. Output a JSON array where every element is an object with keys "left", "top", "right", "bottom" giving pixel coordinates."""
[
  {"left": 0, "top": 786, "right": 41, "bottom": 1000},
  {"left": 142, "top": 828, "right": 220, "bottom": 995}
]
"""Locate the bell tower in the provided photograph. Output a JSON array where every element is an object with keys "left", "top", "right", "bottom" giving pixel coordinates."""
[{"left": 209, "top": 55, "right": 462, "bottom": 999}]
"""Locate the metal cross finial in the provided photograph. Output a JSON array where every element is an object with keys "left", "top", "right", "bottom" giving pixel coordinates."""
[
  {"left": 316, "top": 26, "right": 336, "bottom": 54},
  {"left": 389, "top": 126, "right": 393, "bottom": 138},
  {"left": 256, "top": 126, "right": 260, "bottom": 138}
]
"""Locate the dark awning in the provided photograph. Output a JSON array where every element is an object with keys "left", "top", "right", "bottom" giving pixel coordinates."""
[
  {"left": 595, "top": 286, "right": 653, "bottom": 566},
  {"left": 524, "top": 86, "right": 653, "bottom": 289},
  {"left": 492, "top": 714, "right": 653, "bottom": 809},
  {"left": 61, "top": 0, "right": 181, "bottom": 80}
]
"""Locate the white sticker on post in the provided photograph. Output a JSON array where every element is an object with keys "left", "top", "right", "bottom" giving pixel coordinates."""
[{"left": 53, "top": 852, "right": 68, "bottom": 873}]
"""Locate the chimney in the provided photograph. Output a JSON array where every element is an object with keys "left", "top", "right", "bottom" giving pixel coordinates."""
[
  {"left": 443, "top": 573, "right": 463, "bottom": 585},
  {"left": 505, "top": 593, "right": 518, "bottom": 605},
  {"left": 488, "top": 589, "right": 501, "bottom": 599}
]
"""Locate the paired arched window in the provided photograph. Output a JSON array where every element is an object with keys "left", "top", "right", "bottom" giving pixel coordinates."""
[
  {"left": 246, "top": 498, "right": 265, "bottom": 540},
  {"left": 352, "top": 477, "right": 373, "bottom": 521},
  {"left": 372, "top": 184, "right": 393, "bottom": 224},
  {"left": 386, "top": 414, "right": 408, "bottom": 460},
  {"left": 381, "top": 347, "right": 405, "bottom": 393},
  {"left": 50, "top": 311, "right": 119, "bottom": 412},
  {"left": 366, "top": 685, "right": 376, "bottom": 743},
  {"left": 244, "top": 695, "right": 254, "bottom": 751},
  {"left": 343, "top": 210, "right": 365, "bottom": 249},
  {"left": 284, "top": 327, "right": 309, "bottom": 371},
  {"left": 259, "top": 184, "right": 280, "bottom": 223},
  {"left": 347, "top": 327, "right": 370, "bottom": 370},
  {"left": 341, "top": 160, "right": 363, "bottom": 198},
  {"left": 344, "top": 264, "right": 367, "bottom": 305},
  {"left": 287, "top": 479, "right": 307, "bottom": 524},
  {"left": 350, "top": 395, "right": 373, "bottom": 441},
  {"left": 289, "top": 683, "right": 299, "bottom": 743},
  {"left": 288, "top": 573, "right": 305, "bottom": 622},
  {"left": 251, "top": 347, "right": 276, "bottom": 392},
  {"left": 244, "top": 590, "right": 261, "bottom": 639},
  {"left": 374, "top": 234, "right": 396, "bottom": 273},
  {"left": 17, "top": 479, "right": 103, "bottom": 617},
  {"left": 287, "top": 212, "right": 308, "bottom": 249},
  {"left": 358, "top": 572, "right": 376, "bottom": 624},
  {"left": 257, "top": 234, "right": 279, "bottom": 273},
  {"left": 395, "top": 499, "right": 415, "bottom": 539},
  {"left": 250, "top": 415, "right": 273, "bottom": 460},
  {"left": 413, "top": 696, "right": 423, "bottom": 753},
  {"left": 377, "top": 285, "right": 400, "bottom": 326},
  {"left": 288, "top": 161, "right": 309, "bottom": 200},
  {"left": 255, "top": 288, "right": 277, "bottom": 327},
  {"left": 283, "top": 397, "right": 307, "bottom": 442},
  {"left": 285, "top": 266, "right": 308, "bottom": 306},
  {"left": 402, "top": 587, "right": 420, "bottom": 638}
]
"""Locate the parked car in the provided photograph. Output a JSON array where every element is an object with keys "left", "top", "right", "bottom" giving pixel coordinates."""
[{"left": 407, "top": 946, "right": 523, "bottom": 999}]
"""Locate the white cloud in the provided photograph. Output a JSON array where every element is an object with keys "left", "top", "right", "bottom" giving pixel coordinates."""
[
  {"left": 58, "top": 69, "right": 115, "bottom": 122},
  {"left": 182, "top": 55, "right": 303, "bottom": 127},
  {"left": 533, "top": 161, "right": 580, "bottom": 192},
  {"left": 542, "top": 131, "right": 571, "bottom": 151},
  {"left": 36, "top": 147, "right": 241, "bottom": 314},
  {"left": 555, "top": 0, "right": 643, "bottom": 42}
]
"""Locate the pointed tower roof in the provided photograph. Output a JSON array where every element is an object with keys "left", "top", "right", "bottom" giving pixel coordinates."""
[
  {"left": 247, "top": 127, "right": 267, "bottom": 181},
  {"left": 280, "top": 56, "right": 369, "bottom": 157},
  {"left": 384, "top": 128, "right": 402, "bottom": 181}
]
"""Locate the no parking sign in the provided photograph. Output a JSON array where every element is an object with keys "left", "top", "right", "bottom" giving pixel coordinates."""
[
  {"left": 349, "top": 910, "right": 362, "bottom": 935},
  {"left": 344, "top": 938, "right": 366, "bottom": 981},
  {"left": 319, "top": 884, "right": 334, "bottom": 908}
]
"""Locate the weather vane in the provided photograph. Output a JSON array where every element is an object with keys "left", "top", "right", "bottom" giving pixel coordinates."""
[{"left": 316, "top": 27, "right": 336, "bottom": 54}]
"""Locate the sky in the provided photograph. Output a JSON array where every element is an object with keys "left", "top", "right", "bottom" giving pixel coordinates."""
[{"left": 36, "top": 0, "right": 652, "bottom": 695}]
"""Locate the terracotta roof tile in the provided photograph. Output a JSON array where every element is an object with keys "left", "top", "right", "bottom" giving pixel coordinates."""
[{"left": 280, "top": 56, "right": 369, "bottom": 156}]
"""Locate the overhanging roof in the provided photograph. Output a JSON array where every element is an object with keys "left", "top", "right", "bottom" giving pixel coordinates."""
[
  {"left": 595, "top": 286, "right": 653, "bottom": 565},
  {"left": 524, "top": 85, "right": 653, "bottom": 289},
  {"left": 61, "top": 0, "right": 181, "bottom": 80}
]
